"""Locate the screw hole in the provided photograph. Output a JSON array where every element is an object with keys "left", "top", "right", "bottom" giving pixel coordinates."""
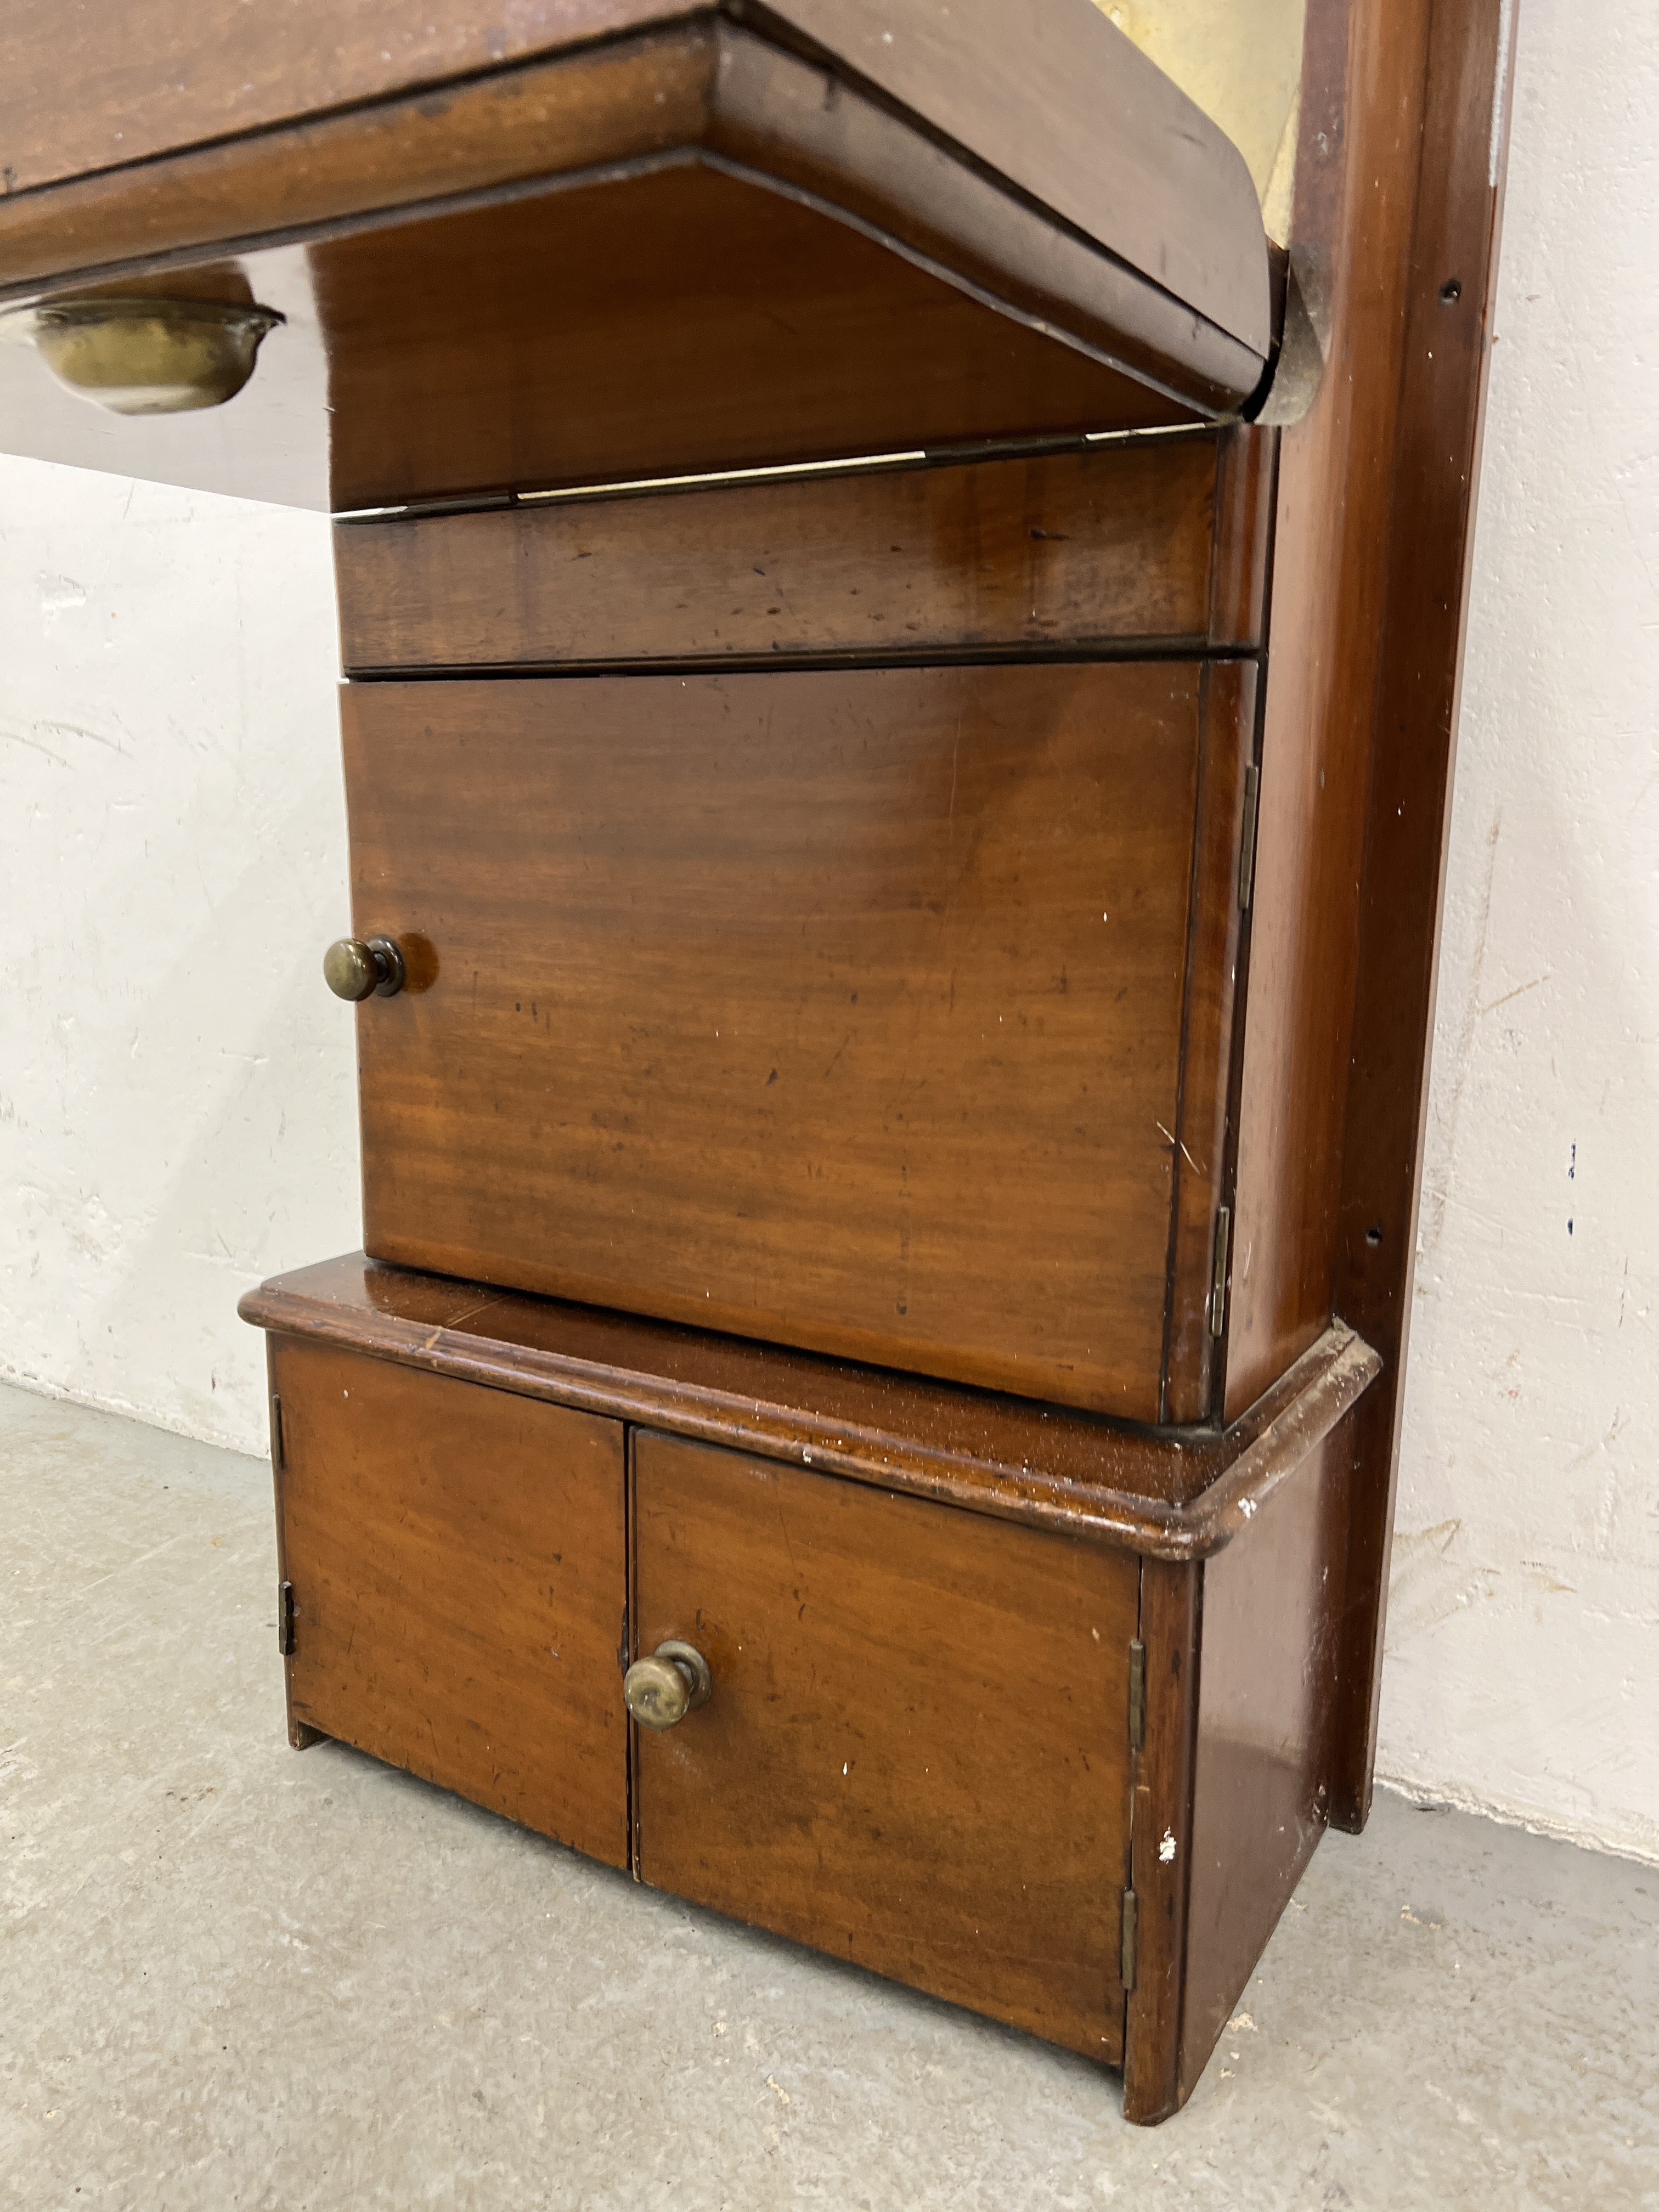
[
  {"left": 1365, "top": 1225, "right": 1384, "bottom": 1249},
  {"left": 1438, "top": 278, "right": 1462, "bottom": 306}
]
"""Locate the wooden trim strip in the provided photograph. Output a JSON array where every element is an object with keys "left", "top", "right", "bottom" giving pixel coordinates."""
[{"left": 237, "top": 1256, "right": 1379, "bottom": 1558}]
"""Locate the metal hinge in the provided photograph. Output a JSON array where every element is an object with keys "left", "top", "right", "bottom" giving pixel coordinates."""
[
  {"left": 1128, "top": 1639, "right": 1146, "bottom": 1753},
  {"left": 1121, "top": 1889, "right": 1139, "bottom": 1993},
  {"left": 1210, "top": 1205, "right": 1232, "bottom": 1339},
  {"left": 1238, "top": 763, "right": 1261, "bottom": 910},
  {"left": 277, "top": 1580, "right": 296, "bottom": 1658},
  {"left": 270, "top": 1391, "right": 285, "bottom": 1473}
]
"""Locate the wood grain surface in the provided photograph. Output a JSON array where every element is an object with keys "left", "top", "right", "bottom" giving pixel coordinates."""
[
  {"left": 345, "top": 664, "right": 1204, "bottom": 1417},
  {"left": 630, "top": 1430, "right": 1138, "bottom": 2062},
  {"left": 334, "top": 435, "right": 1232, "bottom": 671},
  {"left": 271, "top": 1333, "right": 629, "bottom": 1867}
]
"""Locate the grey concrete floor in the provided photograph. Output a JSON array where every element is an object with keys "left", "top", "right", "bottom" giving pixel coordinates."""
[{"left": 2, "top": 1383, "right": 1655, "bottom": 2212}]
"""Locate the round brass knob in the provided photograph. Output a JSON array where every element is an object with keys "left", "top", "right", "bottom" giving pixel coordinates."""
[
  {"left": 323, "top": 936, "right": 406, "bottom": 1002},
  {"left": 20, "top": 296, "right": 283, "bottom": 416},
  {"left": 623, "top": 1640, "right": 713, "bottom": 1731}
]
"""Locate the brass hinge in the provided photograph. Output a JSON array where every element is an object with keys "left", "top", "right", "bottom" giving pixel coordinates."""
[
  {"left": 270, "top": 1391, "right": 285, "bottom": 1473},
  {"left": 1121, "top": 1889, "right": 1139, "bottom": 1993},
  {"left": 1128, "top": 1638, "right": 1146, "bottom": 1753},
  {"left": 1238, "top": 763, "right": 1261, "bottom": 910},
  {"left": 277, "top": 1579, "right": 296, "bottom": 1658},
  {"left": 1210, "top": 1205, "right": 1232, "bottom": 1339}
]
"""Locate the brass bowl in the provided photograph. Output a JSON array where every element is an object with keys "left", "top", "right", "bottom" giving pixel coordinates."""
[{"left": 25, "top": 296, "right": 283, "bottom": 415}]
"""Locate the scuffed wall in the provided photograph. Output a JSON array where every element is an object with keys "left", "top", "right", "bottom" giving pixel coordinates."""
[
  {"left": 1376, "top": 0, "right": 1659, "bottom": 1865},
  {"left": 0, "top": 458, "right": 357, "bottom": 1454}
]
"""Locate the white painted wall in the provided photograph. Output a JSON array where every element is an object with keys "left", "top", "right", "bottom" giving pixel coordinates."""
[
  {"left": 1375, "top": 0, "right": 1659, "bottom": 1865},
  {"left": 0, "top": 461, "right": 358, "bottom": 1453},
  {"left": 1, "top": 1, "right": 1653, "bottom": 1861}
]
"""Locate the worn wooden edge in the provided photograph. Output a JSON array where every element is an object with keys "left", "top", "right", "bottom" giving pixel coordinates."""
[
  {"left": 746, "top": 0, "right": 1271, "bottom": 356},
  {"left": 236, "top": 1261, "right": 1379, "bottom": 1558},
  {"left": 1161, "top": 659, "right": 1259, "bottom": 1422},
  {"left": 0, "top": 19, "right": 1263, "bottom": 420},
  {"left": 1121, "top": 1558, "right": 1200, "bottom": 2124},
  {"left": 703, "top": 29, "right": 1259, "bottom": 412}
]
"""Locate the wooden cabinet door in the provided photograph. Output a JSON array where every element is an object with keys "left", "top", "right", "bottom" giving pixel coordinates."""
[
  {"left": 345, "top": 661, "right": 1235, "bottom": 1419},
  {"left": 629, "top": 1431, "right": 1138, "bottom": 2062},
  {"left": 272, "top": 1338, "right": 629, "bottom": 1868}
]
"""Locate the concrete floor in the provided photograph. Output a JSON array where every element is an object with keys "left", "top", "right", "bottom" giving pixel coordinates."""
[{"left": 2, "top": 1384, "right": 1655, "bottom": 2212}]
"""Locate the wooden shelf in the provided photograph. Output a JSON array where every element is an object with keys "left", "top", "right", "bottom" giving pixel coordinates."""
[{"left": 240, "top": 1252, "right": 1379, "bottom": 1558}]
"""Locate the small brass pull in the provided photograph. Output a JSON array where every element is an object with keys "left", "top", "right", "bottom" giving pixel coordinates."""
[
  {"left": 324, "top": 936, "right": 406, "bottom": 1002},
  {"left": 623, "top": 1640, "right": 713, "bottom": 1731}
]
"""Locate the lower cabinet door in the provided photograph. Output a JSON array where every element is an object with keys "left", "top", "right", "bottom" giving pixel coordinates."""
[
  {"left": 630, "top": 1431, "right": 1139, "bottom": 2061},
  {"left": 272, "top": 1337, "right": 629, "bottom": 1869}
]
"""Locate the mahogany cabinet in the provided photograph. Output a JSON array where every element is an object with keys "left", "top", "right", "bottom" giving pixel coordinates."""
[{"left": 2, "top": 0, "right": 1514, "bottom": 2127}]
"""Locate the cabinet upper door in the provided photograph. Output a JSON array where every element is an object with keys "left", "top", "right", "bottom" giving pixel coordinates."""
[{"left": 344, "top": 661, "right": 1249, "bottom": 1419}]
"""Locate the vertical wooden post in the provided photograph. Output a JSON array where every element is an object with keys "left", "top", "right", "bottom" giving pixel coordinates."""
[{"left": 1329, "top": 0, "right": 1519, "bottom": 1829}]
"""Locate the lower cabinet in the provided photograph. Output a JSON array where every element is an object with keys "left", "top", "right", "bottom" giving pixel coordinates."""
[
  {"left": 269, "top": 1341, "right": 1138, "bottom": 2063},
  {"left": 630, "top": 1431, "right": 1138, "bottom": 2063}
]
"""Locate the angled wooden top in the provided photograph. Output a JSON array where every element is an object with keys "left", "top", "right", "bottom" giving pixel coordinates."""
[
  {"left": 0, "top": 3, "right": 1272, "bottom": 507},
  {"left": 0, "top": 1, "right": 1268, "bottom": 353}
]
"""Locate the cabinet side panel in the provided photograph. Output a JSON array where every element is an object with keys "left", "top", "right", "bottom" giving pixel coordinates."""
[{"left": 1176, "top": 1413, "right": 1354, "bottom": 2104}]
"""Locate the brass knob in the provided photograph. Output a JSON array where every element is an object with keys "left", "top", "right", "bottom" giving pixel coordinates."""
[
  {"left": 324, "top": 936, "right": 406, "bottom": 1002},
  {"left": 20, "top": 296, "right": 283, "bottom": 416},
  {"left": 623, "top": 1640, "right": 713, "bottom": 1731}
]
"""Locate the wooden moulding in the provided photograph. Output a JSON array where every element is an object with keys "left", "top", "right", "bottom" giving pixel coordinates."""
[
  {"left": 0, "top": 13, "right": 1269, "bottom": 421},
  {"left": 238, "top": 1254, "right": 1380, "bottom": 1559}
]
